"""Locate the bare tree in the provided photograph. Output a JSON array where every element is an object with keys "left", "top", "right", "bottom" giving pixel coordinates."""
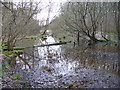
[
  {"left": 117, "top": 1, "right": 120, "bottom": 42},
  {"left": 1, "top": 1, "right": 42, "bottom": 50},
  {"left": 57, "top": 2, "right": 108, "bottom": 43},
  {"left": 110, "top": 2, "right": 120, "bottom": 42}
]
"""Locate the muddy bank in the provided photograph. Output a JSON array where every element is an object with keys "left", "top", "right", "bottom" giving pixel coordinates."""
[{"left": 2, "top": 63, "right": 120, "bottom": 88}]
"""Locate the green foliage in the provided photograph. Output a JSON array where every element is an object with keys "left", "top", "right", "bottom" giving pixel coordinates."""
[
  {"left": 2, "top": 63, "right": 11, "bottom": 71},
  {"left": 67, "top": 82, "right": 74, "bottom": 88},
  {"left": 2, "top": 63, "right": 7, "bottom": 68},
  {"left": 11, "top": 73, "right": 22, "bottom": 80}
]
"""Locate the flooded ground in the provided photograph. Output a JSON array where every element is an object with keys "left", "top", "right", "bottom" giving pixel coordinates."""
[{"left": 2, "top": 36, "right": 120, "bottom": 88}]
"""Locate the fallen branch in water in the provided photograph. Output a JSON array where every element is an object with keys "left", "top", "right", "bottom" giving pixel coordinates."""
[
  {"left": 16, "top": 53, "right": 31, "bottom": 69},
  {"left": 25, "top": 41, "right": 71, "bottom": 49},
  {"left": 3, "top": 41, "right": 71, "bottom": 51}
]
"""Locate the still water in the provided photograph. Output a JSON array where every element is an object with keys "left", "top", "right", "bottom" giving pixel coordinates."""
[{"left": 15, "top": 36, "right": 120, "bottom": 88}]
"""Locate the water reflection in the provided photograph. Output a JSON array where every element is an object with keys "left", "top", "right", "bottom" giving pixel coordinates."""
[
  {"left": 18, "top": 36, "right": 120, "bottom": 79},
  {"left": 43, "top": 36, "right": 57, "bottom": 44}
]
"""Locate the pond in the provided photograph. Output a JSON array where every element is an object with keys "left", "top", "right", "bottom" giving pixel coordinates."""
[{"left": 10, "top": 36, "right": 120, "bottom": 88}]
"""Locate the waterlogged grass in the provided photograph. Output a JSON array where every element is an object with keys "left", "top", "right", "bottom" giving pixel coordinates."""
[
  {"left": 3, "top": 50, "right": 23, "bottom": 54},
  {"left": 0, "top": 44, "right": 7, "bottom": 50},
  {"left": 11, "top": 73, "right": 22, "bottom": 80},
  {"left": 25, "top": 36, "right": 36, "bottom": 39},
  {"left": 25, "top": 34, "right": 44, "bottom": 39},
  {"left": 13, "top": 47, "right": 24, "bottom": 49},
  {"left": 107, "top": 32, "right": 118, "bottom": 36},
  {"left": 1, "top": 42, "right": 25, "bottom": 51},
  {"left": 97, "top": 39, "right": 119, "bottom": 44}
]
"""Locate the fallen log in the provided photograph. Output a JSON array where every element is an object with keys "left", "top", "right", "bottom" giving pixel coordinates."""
[
  {"left": 3, "top": 41, "right": 71, "bottom": 51},
  {"left": 26, "top": 41, "right": 71, "bottom": 49}
]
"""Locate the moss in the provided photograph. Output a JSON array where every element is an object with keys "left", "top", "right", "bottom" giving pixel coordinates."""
[
  {"left": 36, "top": 34, "right": 43, "bottom": 37},
  {"left": 67, "top": 82, "right": 74, "bottom": 88},
  {"left": 30, "top": 36, "right": 37, "bottom": 39},
  {"left": 13, "top": 47, "right": 25, "bottom": 50},
  {"left": 3, "top": 50, "right": 23, "bottom": 54},
  {"left": 24, "top": 34, "right": 45, "bottom": 40},
  {"left": 11, "top": 73, "right": 22, "bottom": 80},
  {"left": 96, "top": 39, "right": 119, "bottom": 43},
  {"left": 25, "top": 36, "right": 37, "bottom": 39}
]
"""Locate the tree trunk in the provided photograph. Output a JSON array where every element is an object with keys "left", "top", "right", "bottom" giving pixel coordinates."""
[
  {"left": 77, "top": 31, "right": 80, "bottom": 45},
  {"left": 118, "top": 2, "right": 120, "bottom": 68},
  {"left": 87, "top": 33, "right": 98, "bottom": 42},
  {"left": 7, "top": 41, "right": 14, "bottom": 51},
  {"left": 118, "top": 1, "right": 120, "bottom": 42}
]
